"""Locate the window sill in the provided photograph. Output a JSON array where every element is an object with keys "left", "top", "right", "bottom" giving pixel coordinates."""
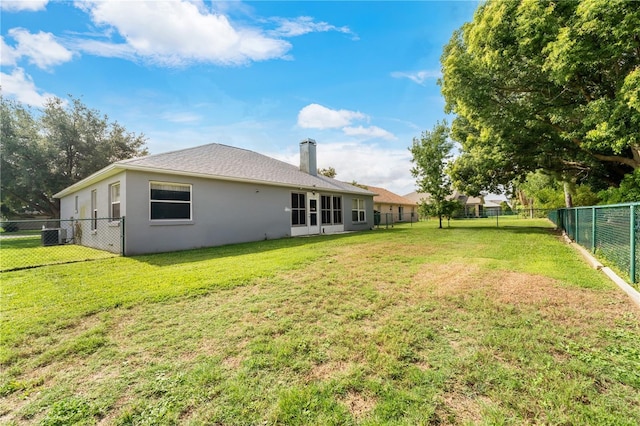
[
  {"left": 108, "top": 221, "right": 120, "bottom": 227},
  {"left": 149, "top": 220, "right": 194, "bottom": 226}
]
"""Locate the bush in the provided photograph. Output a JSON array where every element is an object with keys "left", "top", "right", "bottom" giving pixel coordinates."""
[{"left": 1, "top": 222, "right": 19, "bottom": 232}]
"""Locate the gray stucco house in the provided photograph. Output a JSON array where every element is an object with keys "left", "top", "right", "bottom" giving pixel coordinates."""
[{"left": 54, "top": 139, "right": 375, "bottom": 255}]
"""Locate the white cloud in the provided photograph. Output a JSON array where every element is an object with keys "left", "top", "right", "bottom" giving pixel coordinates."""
[
  {"left": 269, "top": 16, "right": 357, "bottom": 39},
  {"left": 66, "top": 38, "right": 135, "bottom": 60},
  {"left": 75, "top": 0, "right": 291, "bottom": 66},
  {"left": 6, "top": 28, "right": 73, "bottom": 70},
  {"left": 298, "top": 104, "right": 396, "bottom": 140},
  {"left": 297, "top": 103, "right": 367, "bottom": 129},
  {"left": 269, "top": 141, "right": 415, "bottom": 195},
  {"left": 343, "top": 125, "right": 397, "bottom": 140},
  {"left": 0, "top": 0, "right": 48, "bottom": 12},
  {"left": 1, "top": 36, "right": 19, "bottom": 66},
  {"left": 0, "top": 68, "right": 57, "bottom": 107},
  {"left": 391, "top": 70, "right": 441, "bottom": 85}
]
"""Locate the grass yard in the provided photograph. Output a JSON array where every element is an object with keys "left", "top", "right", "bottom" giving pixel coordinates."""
[
  {"left": 0, "top": 236, "right": 117, "bottom": 272},
  {"left": 1, "top": 218, "right": 639, "bottom": 425}
]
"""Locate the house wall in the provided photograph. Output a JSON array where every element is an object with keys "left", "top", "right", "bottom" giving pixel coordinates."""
[
  {"left": 342, "top": 194, "right": 375, "bottom": 232},
  {"left": 59, "top": 171, "right": 125, "bottom": 253},
  {"left": 122, "top": 171, "right": 292, "bottom": 255},
  {"left": 59, "top": 170, "right": 374, "bottom": 255},
  {"left": 374, "top": 203, "right": 417, "bottom": 222},
  {"left": 123, "top": 171, "right": 374, "bottom": 255}
]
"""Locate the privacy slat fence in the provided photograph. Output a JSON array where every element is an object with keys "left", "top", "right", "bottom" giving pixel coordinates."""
[{"left": 549, "top": 203, "right": 639, "bottom": 284}]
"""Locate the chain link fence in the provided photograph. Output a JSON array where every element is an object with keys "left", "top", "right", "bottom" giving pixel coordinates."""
[
  {"left": 0, "top": 217, "right": 124, "bottom": 272},
  {"left": 549, "top": 203, "right": 639, "bottom": 284}
]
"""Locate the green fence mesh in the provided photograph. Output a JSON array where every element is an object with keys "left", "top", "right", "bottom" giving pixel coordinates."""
[{"left": 549, "top": 203, "right": 639, "bottom": 284}]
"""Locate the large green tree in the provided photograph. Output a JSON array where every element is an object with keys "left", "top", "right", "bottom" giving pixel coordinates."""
[
  {"left": 441, "top": 0, "right": 640, "bottom": 200},
  {"left": 1, "top": 95, "right": 148, "bottom": 218},
  {"left": 409, "top": 121, "right": 454, "bottom": 229}
]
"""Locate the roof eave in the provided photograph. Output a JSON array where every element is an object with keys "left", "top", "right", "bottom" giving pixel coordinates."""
[
  {"left": 55, "top": 163, "right": 375, "bottom": 198},
  {"left": 53, "top": 164, "right": 124, "bottom": 198}
]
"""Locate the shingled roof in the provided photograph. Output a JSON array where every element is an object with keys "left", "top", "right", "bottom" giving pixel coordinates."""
[
  {"left": 55, "top": 143, "right": 374, "bottom": 198},
  {"left": 365, "top": 185, "right": 416, "bottom": 206}
]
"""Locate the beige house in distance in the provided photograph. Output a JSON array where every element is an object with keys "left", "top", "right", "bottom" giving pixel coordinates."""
[
  {"left": 366, "top": 185, "right": 418, "bottom": 223},
  {"left": 404, "top": 190, "right": 485, "bottom": 218}
]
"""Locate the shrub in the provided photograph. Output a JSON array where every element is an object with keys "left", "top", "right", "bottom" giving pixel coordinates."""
[{"left": 1, "top": 222, "right": 19, "bottom": 232}]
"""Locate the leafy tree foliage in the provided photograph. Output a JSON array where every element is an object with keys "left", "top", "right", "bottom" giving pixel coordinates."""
[
  {"left": 1, "top": 95, "right": 148, "bottom": 218},
  {"left": 598, "top": 169, "right": 640, "bottom": 204},
  {"left": 442, "top": 0, "right": 640, "bottom": 199},
  {"left": 410, "top": 121, "right": 454, "bottom": 229},
  {"left": 515, "top": 171, "right": 600, "bottom": 210},
  {"left": 318, "top": 167, "right": 337, "bottom": 178}
]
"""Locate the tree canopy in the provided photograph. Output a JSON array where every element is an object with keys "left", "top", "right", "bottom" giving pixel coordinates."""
[
  {"left": 318, "top": 167, "right": 337, "bottom": 178},
  {"left": 1, "top": 95, "right": 148, "bottom": 218},
  {"left": 441, "top": 0, "right": 640, "bottom": 197},
  {"left": 409, "top": 121, "right": 454, "bottom": 228}
]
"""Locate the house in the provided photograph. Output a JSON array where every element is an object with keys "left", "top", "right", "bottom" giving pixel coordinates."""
[
  {"left": 403, "top": 190, "right": 485, "bottom": 218},
  {"left": 365, "top": 185, "right": 417, "bottom": 224},
  {"left": 483, "top": 199, "right": 503, "bottom": 217},
  {"left": 54, "top": 139, "right": 375, "bottom": 255}
]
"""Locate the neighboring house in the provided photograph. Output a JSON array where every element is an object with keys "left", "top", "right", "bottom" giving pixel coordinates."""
[
  {"left": 54, "top": 139, "right": 375, "bottom": 255},
  {"left": 366, "top": 185, "right": 417, "bottom": 223},
  {"left": 404, "top": 190, "right": 485, "bottom": 218},
  {"left": 483, "top": 199, "right": 503, "bottom": 217}
]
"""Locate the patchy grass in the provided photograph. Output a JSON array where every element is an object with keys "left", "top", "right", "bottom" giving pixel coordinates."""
[{"left": 1, "top": 219, "right": 639, "bottom": 425}]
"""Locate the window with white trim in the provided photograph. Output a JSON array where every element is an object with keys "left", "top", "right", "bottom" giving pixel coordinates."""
[
  {"left": 91, "top": 190, "right": 97, "bottom": 230},
  {"left": 110, "top": 183, "right": 121, "bottom": 219},
  {"left": 74, "top": 195, "right": 79, "bottom": 214},
  {"left": 333, "top": 196, "right": 342, "bottom": 224},
  {"left": 291, "top": 193, "right": 306, "bottom": 226},
  {"left": 150, "top": 182, "right": 192, "bottom": 220},
  {"left": 351, "top": 198, "right": 366, "bottom": 223},
  {"left": 321, "top": 195, "right": 343, "bottom": 225}
]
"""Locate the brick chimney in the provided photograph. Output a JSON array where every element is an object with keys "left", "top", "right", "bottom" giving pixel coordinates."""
[{"left": 299, "top": 138, "right": 317, "bottom": 176}]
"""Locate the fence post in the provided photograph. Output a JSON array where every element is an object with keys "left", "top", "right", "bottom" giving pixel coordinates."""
[
  {"left": 631, "top": 205, "right": 636, "bottom": 283},
  {"left": 121, "top": 216, "right": 126, "bottom": 257},
  {"left": 592, "top": 207, "right": 596, "bottom": 253},
  {"left": 574, "top": 208, "right": 579, "bottom": 242}
]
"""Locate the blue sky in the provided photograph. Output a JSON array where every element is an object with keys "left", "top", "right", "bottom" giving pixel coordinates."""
[{"left": 1, "top": 0, "right": 478, "bottom": 195}]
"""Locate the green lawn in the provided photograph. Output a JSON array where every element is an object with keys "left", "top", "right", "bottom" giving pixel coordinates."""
[
  {"left": 1, "top": 218, "right": 639, "bottom": 425},
  {"left": 0, "top": 236, "right": 116, "bottom": 272}
]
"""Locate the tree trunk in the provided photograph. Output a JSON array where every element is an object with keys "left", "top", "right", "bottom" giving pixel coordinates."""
[
  {"left": 438, "top": 214, "right": 443, "bottom": 229},
  {"left": 563, "top": 182, "right": 574, "bottom": 208}
]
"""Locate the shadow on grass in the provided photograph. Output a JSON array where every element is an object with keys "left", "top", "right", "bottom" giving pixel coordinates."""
[
  {"left": 0, "top": 235, "right": 42, "bottom": 250},
  {"left": 130, "top": 222, "right": 557, "bottom": 268},
  {"left": 130, "top": 231, "right": 368, "bottom": 267}
]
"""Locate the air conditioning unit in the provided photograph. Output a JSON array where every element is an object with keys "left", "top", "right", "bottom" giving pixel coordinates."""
[{"left": 41, "top": 228, "right": 67, "bottom": 246}]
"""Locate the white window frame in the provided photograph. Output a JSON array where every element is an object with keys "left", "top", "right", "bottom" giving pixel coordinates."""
[
  {"left": 149, "top": 181, "right": 192, "bottom": 221},
  {"left": 352, "top": 198, "right": 366, "bottom": 223},
  {"left": 320, "top": 195, "right": 343, "bottom": 225},
  {"left": 91, "top": 189, "right": 97, "bottom": 230},
  {"left": 74, "top": 195, "right": 79, "bottom": 214},
  {"left": 333, "top": 196, "right": 343, "bottom": 224},
  {"left": 110, "top": 182, "right": 121, "bottom": 220},
  {"left": 291, "top": 192, "right": 306, "bottom": 226}
]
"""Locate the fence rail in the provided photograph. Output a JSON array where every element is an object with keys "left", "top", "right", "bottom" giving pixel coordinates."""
[
  {"left": 0, "top": 217, "right": 124, "bottom": 272},
  {"left": 548, "top": 203, "right": 639, "bottom": 284}
]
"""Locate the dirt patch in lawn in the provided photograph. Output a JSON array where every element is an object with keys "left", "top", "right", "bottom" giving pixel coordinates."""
[
  {"left": 413, "top": 263, "right": 639, "bottom": 326},
  {"left": 341, "top": 390, "right": 376, "bottom": 420}
]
